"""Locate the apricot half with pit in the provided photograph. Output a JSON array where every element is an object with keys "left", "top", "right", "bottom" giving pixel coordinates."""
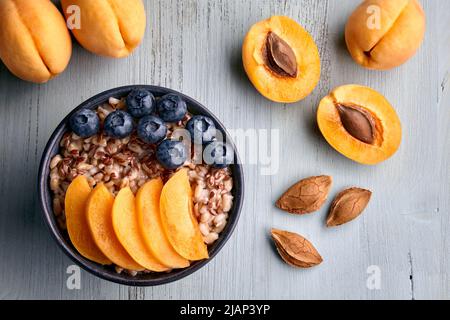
[
  {"left": 317, "top": 85, "right": 402, "bottom": 165},
  {"left": 242, "top": 16, "right": 321, "bottom": 103},
  {"left": 345, "top": 0, "right": 425, "bottom": 70}
]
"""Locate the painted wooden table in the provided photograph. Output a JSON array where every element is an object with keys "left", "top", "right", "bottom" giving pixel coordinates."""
[{"left": 0, "top": 0, "right": 448, "bottom": 300}]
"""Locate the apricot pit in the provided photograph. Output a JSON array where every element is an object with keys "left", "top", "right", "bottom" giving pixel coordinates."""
[
  {"left": 242, "top": 16, "right": 321, "bottom": 103},
  {"left": 317, "top": 85, "right": 402, "bottom": 165}
]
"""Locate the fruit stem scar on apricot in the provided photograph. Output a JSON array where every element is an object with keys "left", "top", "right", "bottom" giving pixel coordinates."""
[
  {"left": 265, "top": 32, "right": 298, "bottom": 78},
  {"left": 336, "top": 104, "right": 376, "bottom": 144}
]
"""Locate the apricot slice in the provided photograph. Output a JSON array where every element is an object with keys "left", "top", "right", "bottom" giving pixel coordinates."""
[
  {"left": 242, "top": 16, "right": 321, "bottom": 103},
  {"left": 345, "top": 0, "right": 425, "bottom": 70},
  {"left": 317, "top": 85, "right": 402, "bottom": 165},
  {"left": 87, "top": 183, "right": 144, "bottom": 271},
  {"left": 160, "top": 169, "right": 209, "bottom": 261},
  {"left": 137, "top": 179, "right": 190, "bottom": 269},
  {"left": 112, "top": 187, "right": 169, "bottom": 272},
  {"left": 65, "top": 176, "right": 111, "bottom": 265}
]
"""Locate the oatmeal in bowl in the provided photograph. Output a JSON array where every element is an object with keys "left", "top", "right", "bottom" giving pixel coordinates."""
[{"left": 39, "top": 86, "right": 244, "bottom": 286}]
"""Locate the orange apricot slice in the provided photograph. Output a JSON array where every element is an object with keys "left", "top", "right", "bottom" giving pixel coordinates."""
[
  {"left": 317, "top": 84, "right": 402, "bottom": 165},
  {"left": 160, "top": 169, "right": 209, "bottom": 261},
  {"left": 136, "top": 179, "right": 190, "bottom": 269},
  {"left": 65, "top": 176, "right": 111, "bottom": 265},
  {"left": 112, "top": 187, "right": 169, "bottom": 272},
  {"left": 242, "top": 16, "right": 321, "bottom": 103},
  {"left": 87, "top": 183, "right": 144, "bottom": 271}
]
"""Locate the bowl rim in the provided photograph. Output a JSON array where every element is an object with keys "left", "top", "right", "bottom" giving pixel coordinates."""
[{"left": 38, "top": 85, "right": 244, "bottom": 286}]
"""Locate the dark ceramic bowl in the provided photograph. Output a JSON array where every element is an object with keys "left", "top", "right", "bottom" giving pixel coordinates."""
[{"left": 38, "top": 85, "right": 244, "bottom": 286}]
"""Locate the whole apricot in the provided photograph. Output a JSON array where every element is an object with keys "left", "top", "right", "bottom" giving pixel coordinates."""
[
  {"left": 317, "top": 85, "right": 402, "bottom": 165},
  {"left": 0, "top": 0, "right": 72, "bottom": 83},
  {"left": 345, "top": 0, "right": 425, "bottom": 70},
  {"left": 61, "top": 0, "right": 146, "bottom": 58},
  {"left": 242, "top": 16, "right": 321, "bottom": 103}
]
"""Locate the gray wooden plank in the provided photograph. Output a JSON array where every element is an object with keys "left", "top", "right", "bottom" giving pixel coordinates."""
[
  {"left": 0, "top": 0, "right": 447, "bottom": 300},
  {"left": 410, "top": 0, "right": 450, "bottom": 299}
]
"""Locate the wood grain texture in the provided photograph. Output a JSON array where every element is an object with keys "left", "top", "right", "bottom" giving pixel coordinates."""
[{"left": 0, "top": 0, "right": 448, "bottom": 299}]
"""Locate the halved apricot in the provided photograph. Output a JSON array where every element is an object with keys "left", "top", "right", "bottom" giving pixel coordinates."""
[
  {"left": 136, "top": 179, "right": 190, "bottom": 269},
  {"left": 65, "top": 176, "right": 111, "bottom": 265},
  {"left": 242, "top": 16, "right": 321, "bottom": 103},
  {"left": 112, "top": 187, "right": 169, "bottom": 272},
  {"left": 87, "top": 183, "right": 144, "bottom": 271},
  {"left": 160, "top": 169, "right": 208, "bottom": 261},
  {"left": 317, "top": 85, "right": 402, "bottom": 164}
]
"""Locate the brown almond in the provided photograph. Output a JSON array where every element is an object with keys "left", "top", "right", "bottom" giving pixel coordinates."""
[
  {"left": 271, "top": 228, "right": 323, "bottom": 268},
  {"left": 265, "top": 32, "right": 298, "bottom": 78},
  {"left": 337, "top": 104, "right": 376, "bottom": 144},
  {"left": 276, "top": 175, "right": 332, "bottom": 214},
  {"left": 326, "top": 187, "right": 372, "bottom": 227}
]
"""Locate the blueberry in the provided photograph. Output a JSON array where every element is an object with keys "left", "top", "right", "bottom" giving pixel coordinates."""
[
  {"left": 204, "top": 141, "right": 234, "bottom": 168},
  {"left": 186, "top": 115, "right": 216, "bottom": 144},
  {"left": 137, "top": 115, "right": 167, "bottom": 144},
  {"left": 126, "top": 89, "right": 155, "bottom": 118},
  {"left": 156, "top": 94, "right": 187, "bottom": 122},
  {"left": 69, "top": 109, "right": 100, "bottom": 138},
  {"left": 104, "top": 110, "right": 134, "bottom": 139},
  {"left": 156, "top": 140, "right": 188, "bottom": 169}
]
